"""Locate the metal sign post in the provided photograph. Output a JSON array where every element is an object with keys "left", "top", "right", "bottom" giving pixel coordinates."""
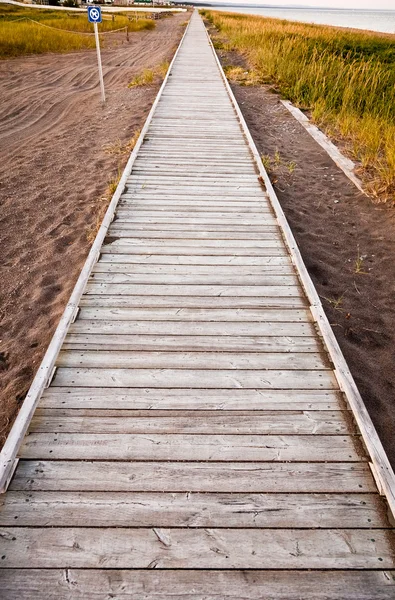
[{"left": 88, "top": 6, "right": 105, "bottom": 105}]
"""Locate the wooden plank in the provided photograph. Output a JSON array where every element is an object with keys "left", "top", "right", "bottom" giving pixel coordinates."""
[
  {"left": 78, "top": 308, "right": 312, "bottom": 323},
  {"left": 97, "top": 255, "right": 291, "bottom": 266},
  {"left": 1, "top": 527, "right": 393, "bottom": 568},
  {"left": 119, "top": 202, "right": 271, "bottom": 211},
  {"left": 39, "top": 388, "right": 343, "bottom": 410},
  {"left": 77, "top": 307, "right": 311, "bottom": 322},
  {"left": 100, "top": 246, "right": 289, "bottom": 257},
  {"left": 0, "top": 492, "right": 386, "bottom": 528},
  {"left": 117, "top": 196, "right": 266, "bottom": 204},
  {"left": 62, "top": 334, "right": 322, "bottom": 352},
  {"left": 52, "top": 367, "right": 337, "bottom": 389},
  {"left": 88, "top": 274, "right": 299, "bottom": 286},
  {"left": 69, "top": 321, "right": 314, "bottom": 337},
  {"left": 2, "top": 569, "right": 395, "bottom": 600},
  {"left": 119, "top": 201, "right": 267, "bottom": 208},
  {"left": 19, "top": 433, "right": 361, "bottom": 461},
  {"left": 56, "top": 351, "right": 329, "bottom": 371},
  {"left": 93, "top": 264, "right": 295, "bottom": 274},
  {"left": 9, "top": 460, "right": 376, "bottom": 493},
  {"left": 29, "top": 411, "right": 350, "bottom": 435},
  {"left": 109, "top": 223, "right": 278, "bottom": 233},
  {"left": 112, "top": 212, "right": 275, "bottom": 222},
  {"left": 34, "top": 407, "right": 347, "bottom": 418},
  {"left": 115, "top": 207, "right": 268, "bottom": 220},
  {"left": 104, "top": 238, "right": 285, "bottom": 248},
  {"left": 107, "top": 231, "right": 283, "bottom": 241},
  {"left": 78, "top": 295, "right": 307, "bottom": 308},
  {"left": 85, "top": 285, "right": 303, "bottom": 297}
]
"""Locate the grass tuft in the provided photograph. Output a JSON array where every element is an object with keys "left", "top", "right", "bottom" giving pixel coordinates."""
[
  {"left": 224, "top": 65, "right": 261, "bottom": 85},
  {"left": 128, "top": 61, "right": 169, "bottom": 88}
]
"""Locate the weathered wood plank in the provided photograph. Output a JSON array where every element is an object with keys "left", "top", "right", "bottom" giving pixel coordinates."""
[
  {"left": 107, "top": 231, "right": 283, "bottom": 241},
  {"left": 10, "top": 460, "right": 376, "bottom": 492},
  {"left": 88, "top": 273, "right": 299, "bottom": 286},
  {"left": 69, "top": 321, "right": 313, "bottom": 337},
  {"left": 52, "top": 367, "right": 337, "bottom": 390},
  {"left": 0, "top": 492, "right": 386, "bottom": 527},
  {"left": 109, "top": 223, "right": 278, "bottom": 232},
  {"left": 104, "top": 238, "right": 285, "bottom": 248},
  {"left": 29, "top": 411, "right": 350, "bottom": 434},
  {"left": 79, "top": 295, "right": 307, "bottom": 308},
  {"left": 98, "top": 255, "right": 291, "bottom": 266},
  {"left": 113, "top": 211, "right": 272, "bottom": 221},
  {"left": 1, "top": 527, "right": 393, "bottom": 568},
  {"left": 77, "top": 307, "right": 310, "bottom": 322},
  {"left": 93, "top": 263, "right": 294, "bottom": 274},
  {"left": 62, "top": 334, "right": 321, "bottom": 352},
  {"left": 85, "top": 284, "right": 303, "bottom": 297},
  {"left": 39, "top": 388, "right": 342, "bottom": 410},
  {"left": 2, "top": 569, "right": 395, "bottom": 600},
  {"left": 56, "top": 350, "right": 328, "bottom": 371},
  {"left": 100, "top": 245, "right": 289, "bottom": 257},
  {"left": 19, "top": 433, "right": 361, "bottom": 461}
]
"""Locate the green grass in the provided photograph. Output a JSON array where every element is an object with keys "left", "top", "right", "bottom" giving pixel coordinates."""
[
  {"left": 0, "top": 4, "right": 155, "bottom": 58},
  {"left": 202, "top": 10, "right": 395, "bottom": 201}
]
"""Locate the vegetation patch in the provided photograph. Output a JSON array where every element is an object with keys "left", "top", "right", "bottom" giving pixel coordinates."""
[
  {"left": 128, "top": 61, "right": 169, "bottom": 87},
  {"left": 202, "top": 10, "right": 395, "bottom": 202},
  {"left": 223, "top": 65, "right": 261, "bottom": 86},
  {"left": 0, "top": 4, "right": 154, "bottom": 58}
]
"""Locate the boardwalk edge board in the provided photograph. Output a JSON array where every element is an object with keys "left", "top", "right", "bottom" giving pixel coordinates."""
[
  {"left": 0, "top": 20, "right": 193, "bottom": 494},
  {"left": 203, "top": 17, "right": 395, "bottom": 520}
]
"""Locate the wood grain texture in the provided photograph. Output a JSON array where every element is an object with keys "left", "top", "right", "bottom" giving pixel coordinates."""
[
  {"left": 77, "top": 306, "right": 311, "bottom": 321},
  {"left": 19, "top": 433, "right": 362, "bottom": 461},
  {"left": 56, "top": 350, "right": 329, "bottom": 370},
  {"left": 2, "top": 570, "right": 395, "bottom": 600},
  {"left": 29, "top": 410, "right": 351, "bottom": 434},
  {"left": 0, "top": 492, "right": 388, "bottom": 527},
  {"left": 1, "top": 527, "right": 394, "bottom": 568},
  {"left": 51, "top": 367, "right": 337, "bottom": 390},
  {"left": 10, "top": 461, "right": 376, "bottom": 493},
  {"left": 40, "top": 388, "right": 343, "bottom": 410}
]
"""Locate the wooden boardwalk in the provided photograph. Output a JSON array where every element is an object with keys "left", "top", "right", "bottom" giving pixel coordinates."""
[{"left": 1, "top": 11, "right": 395, "bottom": 598}]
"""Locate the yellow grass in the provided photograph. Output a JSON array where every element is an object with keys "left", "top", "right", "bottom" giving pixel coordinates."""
[
  {"left": 128, "top": 61, "right": 169, "bottom": 87},
  {"left": 0, "top": 4, "right": 154, "bottom": 58},
  {"left": 202, "top": 10, "right": 395, "bottom": 201}
]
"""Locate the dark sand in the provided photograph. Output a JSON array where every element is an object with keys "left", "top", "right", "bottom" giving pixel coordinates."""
[
  {"left": 0, "top": 14, "right": 187, "bottom": 447},
  {"left": 214, "top": 44, "right": 395, "bottom": 468}
]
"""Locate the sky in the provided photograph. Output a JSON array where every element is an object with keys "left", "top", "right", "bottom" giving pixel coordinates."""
[{"left": 202, "top": 0, "right": 394, "bottom": 8}]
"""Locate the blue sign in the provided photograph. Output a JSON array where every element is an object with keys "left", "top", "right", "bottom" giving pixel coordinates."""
[{"left": 87, "top": 5, "right": 102, "bottom": 23}]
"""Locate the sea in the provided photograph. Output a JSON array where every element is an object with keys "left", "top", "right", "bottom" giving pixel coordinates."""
[{"left": 197, "top": 6, "right": 395, "bottom": 34}]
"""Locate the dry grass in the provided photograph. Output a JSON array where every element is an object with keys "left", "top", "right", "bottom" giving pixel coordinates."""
[
  {"left": 202, "top": 9, "right": 395, "bottom": 202},
  {"left": 0, "top": 4, "right": 154, "bottom": 58},
  {"left": 223, "top": 65, "right": 261, "bottom": 86},
  {"left": 128, "top": 61, "right": 169, "bottom": 87}
]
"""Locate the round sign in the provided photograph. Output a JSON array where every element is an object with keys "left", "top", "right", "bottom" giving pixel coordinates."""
[{"left": 89, "top": 7, "right": 100, "bottom": 22}]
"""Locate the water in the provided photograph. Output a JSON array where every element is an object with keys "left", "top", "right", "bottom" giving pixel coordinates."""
[{"left": 198, "top": 5, "right": 395, "bottom": 34}]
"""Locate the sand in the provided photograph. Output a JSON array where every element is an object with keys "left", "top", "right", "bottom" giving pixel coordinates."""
[
  {"left": 216, "top": 47, "right": 395, "bottom": 468},
  {"left": 0, "top": 14, "right": 187, "bottom": 446}
]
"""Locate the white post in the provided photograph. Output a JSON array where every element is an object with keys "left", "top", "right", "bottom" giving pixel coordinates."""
[{"left": 94, "top": 21, "right": 105, "bottom": 105}]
